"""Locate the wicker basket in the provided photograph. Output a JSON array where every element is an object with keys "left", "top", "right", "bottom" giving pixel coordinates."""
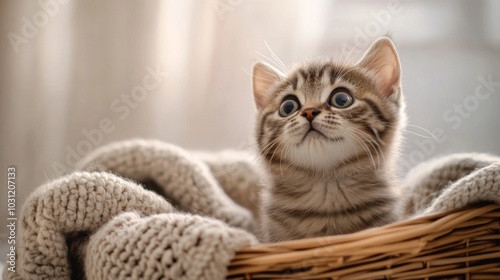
[{"left": 228, "top": 204, "right": 500, "bottom": 279}]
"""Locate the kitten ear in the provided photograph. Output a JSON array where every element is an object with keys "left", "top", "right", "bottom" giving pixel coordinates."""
[
  {"left": 357, "top": 37, "right": 401, "bottom": 97},
  {"left": 252, "top": 62, "right": 283, "bottom": 110}
]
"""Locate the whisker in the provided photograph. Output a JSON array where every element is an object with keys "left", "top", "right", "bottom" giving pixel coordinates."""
[
  {"left": 338, "top": 41, "right": 361, "bottom": 65},
  {"left": 241, "top": 67, "right": 276, "bottom": 82},
  {"left": 371, "top": 127, "right": 385, "bottom": 145},
  {"left": 347, "top": 126, "right": 386, "bottom": 163},
  {"left": 255, "top": 51, "right": 287, "bottom": 74},
  {"left": 384, "top": 123, "right": 438, "bottom": 140},
  {"left": 405, "top": 124, "right": 438, "bottom": 140},
  {"left": 264, "top": 41, "right": 290, "bottom": 73},
  {"left": 268, "top": 135, "right": 284, "bottom": 168},
  {"left": 341, "top": 128, "right": 377, "bottom": 169},
  {"left": 279, "top": 137, "right": 294, "bottom": 177},
  {"left": 260, "top": 137, "right": 281, "bottom": 157},
  {"left": 342, "top": 126, "right": 383, "bottom": 169},
  {"left": 405, "top": 130, "right": 437, "bottom": 139}
]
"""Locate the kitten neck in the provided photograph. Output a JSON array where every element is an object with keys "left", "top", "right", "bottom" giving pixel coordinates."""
[{"left": 264, "top": 158, "right": 389, "bottom": 189}]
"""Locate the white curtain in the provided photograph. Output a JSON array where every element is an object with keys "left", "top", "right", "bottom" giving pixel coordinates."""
[{"left": 1, "top": 0, "right": 499, "bottom": 238}]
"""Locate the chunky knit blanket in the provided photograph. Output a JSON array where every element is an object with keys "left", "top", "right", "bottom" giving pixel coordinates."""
[{"left": 4, "top": 139, "right": 500, "bottom": 280}]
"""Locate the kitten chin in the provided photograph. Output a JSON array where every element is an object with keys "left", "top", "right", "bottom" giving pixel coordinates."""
[{"left": 252, "top": 37, "right": 405, "bottom": 242}]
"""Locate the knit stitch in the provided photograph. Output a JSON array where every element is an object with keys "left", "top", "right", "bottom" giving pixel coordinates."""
[{"left": 4, "top": 140, "right": 499, "bottom": 280}]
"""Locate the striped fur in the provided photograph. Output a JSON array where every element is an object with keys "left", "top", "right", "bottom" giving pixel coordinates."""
[{"left": 253, "top": 38, "right": 406, "bottom": 242}]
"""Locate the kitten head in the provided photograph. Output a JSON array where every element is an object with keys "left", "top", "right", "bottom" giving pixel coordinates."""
[{"left": 252, "top": 37, "right": 405, "bottom": 176}]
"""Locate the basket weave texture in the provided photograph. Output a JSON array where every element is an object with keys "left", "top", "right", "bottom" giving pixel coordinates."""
[{"left": 229, "top": 204, "right": 500, "bottom": 279}]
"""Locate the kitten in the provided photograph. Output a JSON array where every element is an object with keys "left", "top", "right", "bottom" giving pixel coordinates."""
[{"left": 252, "top": 37, "right": 405, "bottom": 242}]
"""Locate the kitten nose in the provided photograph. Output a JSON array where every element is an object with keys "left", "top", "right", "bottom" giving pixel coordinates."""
[{"left": 301, "top": 108, "right": 320, "bottom": 121}]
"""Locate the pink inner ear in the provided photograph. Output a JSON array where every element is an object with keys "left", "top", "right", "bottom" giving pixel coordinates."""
[
  {"left": 357, "top": 38, "right": 401, "bottom": 97},
  {"left": 253, "top": 75, "right": 274, "bottom": 109},
  {"left": 254, "top": 93, "right": 268, "bottom": 109},
  {"left": 252, "top": 62, "right": 283, "bottom": 109},
  {"left": 378, "top": 64, "right": 400, "bottom": 97}
]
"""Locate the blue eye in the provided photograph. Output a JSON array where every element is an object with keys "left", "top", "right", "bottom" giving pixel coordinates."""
[
  {"left": 329, "top": 90, "right": 354, "bottom": 108},
  {"left": 279, "top": 98, "right": 300, "bottom": 117}
]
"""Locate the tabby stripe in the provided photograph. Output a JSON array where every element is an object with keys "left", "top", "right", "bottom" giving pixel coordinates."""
[
  {"left": 355, "top": 211, "right": 375, "bottom": 229},
  {"left": 310, "top": 69, "right": 318, "bottom": 81},
  {"left": 350, "top": 119, "right": 375, "bottom": 136},
  {"left": 357, "top": 119, "right": 387, "bottom": 142},
  {"left": 343, "top": 205, "right": 394, "bottom": 232},
  {"left": 298, "top": 69, "right": 309, "bottom": 82},
  {"left": 268, "top": 207, "right": 311, "bottom": 240},
  {"left": 345, "top": 106, "right": 368, "bottom": 118},
  {"left": 308, "top": 207, "right": 393, "bottom": 237},
  {"left": 268, "top": 159, "right": 308, "bottom": 173},
  {"left": 265, "top": 150, "right": 282, "bottom": 163},
  {"left": 264, "top": 127, "right": 284, "bottom": 162},
  {"left": 265, "top": 128, "right": 282, "bottom": 156},
  {"left": 358, "top": 208, "right": 395, "bottom": 228},
  {"left": 363, "top": 122, "right": 386, "bottom": 142},
  {"left": 258, "top": 111, "right": 274, "bottom": 147},
  {"left": 363, "top": 98, "right": 389, "bottom": 124},
  {"left": 273, "top": 161, "right": 311, "bottom": 174},
  {"left": 337, "top": 151, "right": 370, "bottom": 169},
  {"left": 290, "top": 74, "right": 299, "bottom": 91},
  {"left": 268, "top": 196, "right": 393, "bottom": 218},
  {"left": 375, "top": 126, "right": 387, "bottom": 142},
  {"left": 318, "top": 64, "right": 327, "bottom": 81},
  {"left": 271, "top": 186, "right": 309, "bottom": 199},
  {"left": 353, "top": 179, "right": 386, "bottom": 190},
  {"left": 264, "top": 143, "right": 281, "bottom": 163},
  {"left": 329, "top": 66, "right": 342, "bottom": 84},
  {"left": 391, "top": 97, "right": 400, "bottom": 107},
  {"left": 274, "top": 83, "right": 288, "bottom": 94},
  {"left": 268, "top": 209, "right": 295, "bottom": 228},
  {"left": 275, "top": 223, "right": 311, "bottom": 241}
]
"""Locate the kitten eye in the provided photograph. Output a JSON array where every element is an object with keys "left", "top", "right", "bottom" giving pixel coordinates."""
[
  {"left": 279, "top": 97, "right": 300, "bottom": 117},
  {"left": 329, "top": 89, "right": 354, "bottom": 108}
]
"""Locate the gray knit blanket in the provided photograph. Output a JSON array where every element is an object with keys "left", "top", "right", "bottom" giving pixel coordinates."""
[{"left": 4, "top": 139, "right": 500, "bottom": 280}]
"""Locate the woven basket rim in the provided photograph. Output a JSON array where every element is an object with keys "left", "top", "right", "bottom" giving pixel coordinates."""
[
  {"left": 229, "top": 204, "right": 500, "bottom": 279},
  {"left": 240, "top": 204, "right": 500, "bottom": 251}
]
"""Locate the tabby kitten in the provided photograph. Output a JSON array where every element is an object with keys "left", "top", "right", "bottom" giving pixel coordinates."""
[{"left": 253, "top": 37, "right": 405, "bottom": 242}]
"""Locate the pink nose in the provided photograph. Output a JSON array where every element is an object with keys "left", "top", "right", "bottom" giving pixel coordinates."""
[{"left": 301, "top": 108, "right": 320, "bottom": 121}]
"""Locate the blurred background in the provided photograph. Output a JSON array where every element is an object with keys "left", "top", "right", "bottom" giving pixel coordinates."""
[{"left": 1, "top": 0, "right": 499, "bottom": 248}]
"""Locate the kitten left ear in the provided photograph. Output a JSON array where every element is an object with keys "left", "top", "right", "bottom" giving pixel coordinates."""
[
  {"left": 252, "top": 62, "right": 284, "bottom": 110},
  {"left": 357, "top": 37, "right": 401, "bottom": 97}
]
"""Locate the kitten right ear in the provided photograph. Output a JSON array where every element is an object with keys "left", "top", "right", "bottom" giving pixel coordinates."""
[
  {"left": 356, "top": 37, "right": 401, "bottom": 98},
  {"left": 252, "top": 62, "right": 283, "bottom": 110}
]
